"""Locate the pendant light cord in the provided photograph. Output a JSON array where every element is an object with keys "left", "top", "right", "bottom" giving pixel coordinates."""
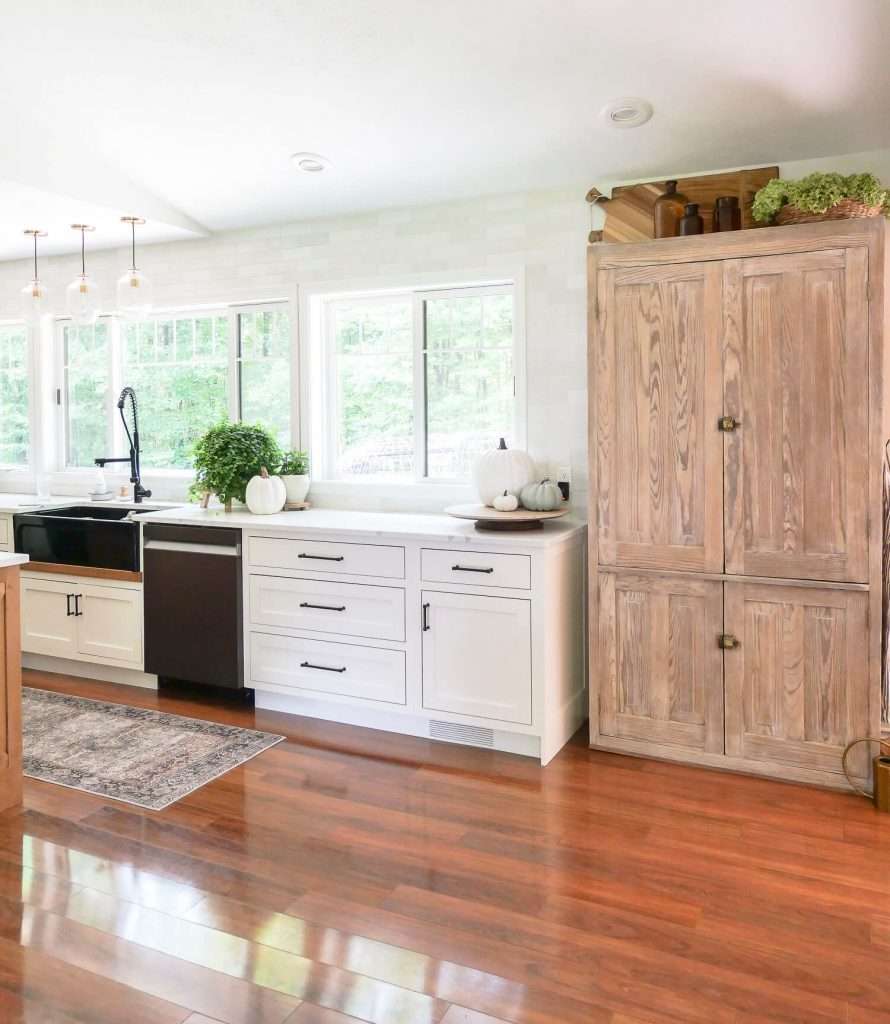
[
  {"left": 80, "top": 228, "right": 86, "bottom": 277},
  {"left": 131, "top": 220, "right": 137, "bottom": 272},
  {"left": 32, "top": 233, "right": 38, "bottom": 280}
]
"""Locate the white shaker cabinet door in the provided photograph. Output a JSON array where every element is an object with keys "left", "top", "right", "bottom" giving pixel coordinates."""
[
  {"left": 20, "top": 578, "right": 78, "bottom": 658},
  {"left": 76, "top": 584, "right": 143, "bottom": 665},
  {"left": 421, "top": 591, "right": 532, "bottom": 725}
]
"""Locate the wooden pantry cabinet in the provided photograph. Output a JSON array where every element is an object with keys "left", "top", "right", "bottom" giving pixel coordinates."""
[{"left": 589, "top": 220, "right": 887, "bottom": 789}]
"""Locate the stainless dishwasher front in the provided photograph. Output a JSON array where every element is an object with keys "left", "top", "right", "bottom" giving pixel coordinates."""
[{"left": 143, "top": 523, "right": 244, "bottom": 690}]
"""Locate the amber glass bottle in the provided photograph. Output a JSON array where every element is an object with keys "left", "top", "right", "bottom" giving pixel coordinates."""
[
  {"left": 653, "top": 180, "right": 687, "bottom": 238},
  {"left": 678, "top": 202, "right": 704, "bottom": 235},
  {"left": 713, "top": 195, "right": 742, "bottom": 232}
]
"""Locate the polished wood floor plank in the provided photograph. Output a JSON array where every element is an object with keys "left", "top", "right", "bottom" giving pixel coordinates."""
[
  {"left": 57, "top": 885, "right": 447, "bottom": 1024},
  {"left": 5, "top": 898, "right": 299, "bottom": 1024},
  {"left": 7, "top": 668, "right": 890, "bottom": 1024},
  {"left": 0, "top": 933, "right": 191, "bottom": 1024},
  {"left": 440, "top": 1008, "right": 513, "bottom": 1024}
]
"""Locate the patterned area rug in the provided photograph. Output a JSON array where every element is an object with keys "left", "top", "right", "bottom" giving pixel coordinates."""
[{"left": 22, "top": 687, "right": 284, "bottom": 810}]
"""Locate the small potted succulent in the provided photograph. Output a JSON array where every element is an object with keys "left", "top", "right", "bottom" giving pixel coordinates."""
[
  {"left": 190, "top": 420, "right": 283, "bottom": 511},
  {"left": 753, "top": 172, "right": 890, "bottom": 226},
  {"left": 278, "top": 449, "right": 310, "bottom": 505}
]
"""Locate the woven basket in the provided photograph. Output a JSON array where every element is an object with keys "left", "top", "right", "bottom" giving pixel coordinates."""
[{"left": 776, "top": 197, "right": 884, "bottom": 225}]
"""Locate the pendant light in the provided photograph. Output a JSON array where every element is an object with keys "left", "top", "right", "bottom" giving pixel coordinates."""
[
  {"left": 21, "top": 229, "right": 49, "bottom": 324},
  {"left": 65, "top": 224, "right": 100, "bottom": 326},
  {"left": 116, "top": 215, "right": 152, "bottom": 318}
]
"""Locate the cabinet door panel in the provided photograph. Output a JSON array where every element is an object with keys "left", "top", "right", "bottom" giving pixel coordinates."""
[
  {"left": 77, "top": 584, "right": 143, "bottom": 665},
  {"left": 20, "top": 578, "right": 78, "bottom": 658},
  {"left": 595, "top": 261, "right": 723, "bottom": 572},
  {"left": 724, "top": 583, "right": 871, "bottom": 778},
  {"left": 723, "top": 248, "right": 868, "bottom": 581},
  {"left": 421, "top": 591, "right": 531, "bottom": 724},
  {"left": 597, "top": 572, "right": 724, "bottom": 752}
]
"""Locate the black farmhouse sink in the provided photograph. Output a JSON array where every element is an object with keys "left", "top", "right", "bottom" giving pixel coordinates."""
[{"left": 13, "top": 505, "right": 164, "bottom": 571}]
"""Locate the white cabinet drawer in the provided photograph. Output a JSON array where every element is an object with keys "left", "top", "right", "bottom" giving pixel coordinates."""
[
  {"left": 249, "top": 575, "right": 405, "bottom": 641},
  {"left": 250, "top": 632, "right": 406, "bottom": 704},
  {"left": 249, "top": 536, "right": 404, "bottom": 579},
  {"left": 421, "top": 548, "right": 531, "bottom": 590}
]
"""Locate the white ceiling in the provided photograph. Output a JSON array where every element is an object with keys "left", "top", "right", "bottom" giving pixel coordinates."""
[{"left": 1, "top": 0, "right": 888, "bottom": 260}]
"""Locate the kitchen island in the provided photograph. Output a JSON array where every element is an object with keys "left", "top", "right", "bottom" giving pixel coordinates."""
[{"left": 0, "top": 553, "right": 27, "bottom": 813}]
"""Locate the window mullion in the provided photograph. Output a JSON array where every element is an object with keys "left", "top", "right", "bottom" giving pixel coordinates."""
[
  {"left": 412, "top": 294, "right": 427, "bottom": 481},
  {"left": 228, "top": 307, "right": 240, "bottom": 421}
]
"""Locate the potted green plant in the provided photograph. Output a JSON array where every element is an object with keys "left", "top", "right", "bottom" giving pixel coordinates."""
[
  {"left": 278, "top": 449, "right": 310, "bottom": 505},
  {"left": 191, "top": 421, "right": 283, "bottom": 511},
  {"left": 753, "top": 172, "right": 890, "bottom": 226}
]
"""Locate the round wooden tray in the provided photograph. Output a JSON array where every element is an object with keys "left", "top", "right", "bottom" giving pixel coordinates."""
[{"left": 444, "top": 503, "right": 569, "bottom": 531}]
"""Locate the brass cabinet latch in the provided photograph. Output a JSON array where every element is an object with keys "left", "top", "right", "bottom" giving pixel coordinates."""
[
  {"left": 718, "top": 634, "right": 740, "bottom": 650},
  {"left": 718, "top": 415, "right": 740, "bottom": 432}
]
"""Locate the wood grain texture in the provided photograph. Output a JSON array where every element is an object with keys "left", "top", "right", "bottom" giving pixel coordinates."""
[
  {"left": 2, "top": 668, "right": 890, "bottom": 1024},
  {"left": 0, "top": 567, "right": 21, "bottom": 813},
  {"left": 598, "top": 573, "right": 723, "bottom": 753},
  {"left": 599, "top": 167, "right": 778, "bottom": 243},
  {"left": 723, "top": 247, "right": 869, "bottom": 582},
  {"left": 589, "top": 218, "right": 884, "bottom": 788},
  {"left": 595, "top": 261, "right": 723, "bottom": 572},
  {"left": 724, "top": 582, "right": 870, "bottom": 779},
  {"left": 24, "top": 562, "right": 143, "bottom": 583}
]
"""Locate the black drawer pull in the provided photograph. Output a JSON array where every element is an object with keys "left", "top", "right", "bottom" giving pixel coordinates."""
[
  {"left": 422, "top": 602, "right": 431, "bottom": 631},
  {"left": 300, "top": 661, "right": 347, "bottom": 673},
  {"left": 298, "top": 554, "right": 345, "bottom": 562},
  {"left": 66, "top": 594, "right": 74, "bottom": 617},
  {"left": 300, "top": 602, "right": 347, "bottom": 612},
  {"left": 74, "top": 594, "right": 83, "bottom": 617},
  {"left": 451, "top": 564, "right": 495, "bottom": 574}
]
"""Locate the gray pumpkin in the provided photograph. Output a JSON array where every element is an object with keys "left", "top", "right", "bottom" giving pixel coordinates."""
[{"left": 520, "top": 478, "right": 562, "bottom": 511}]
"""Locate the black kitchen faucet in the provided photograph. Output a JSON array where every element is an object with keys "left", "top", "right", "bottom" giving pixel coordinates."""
[{"left": 94, "top": 386, "right": 153, "bottom": 503}]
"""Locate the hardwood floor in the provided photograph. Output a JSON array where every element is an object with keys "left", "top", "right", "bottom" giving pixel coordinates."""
[{"left": 1, "top": 670, "right": 889, "bottom": 1023}]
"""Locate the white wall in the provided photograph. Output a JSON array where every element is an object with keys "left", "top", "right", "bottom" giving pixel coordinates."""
[{"left": 0, "top": 187, "right": 590, "bottom": 511}]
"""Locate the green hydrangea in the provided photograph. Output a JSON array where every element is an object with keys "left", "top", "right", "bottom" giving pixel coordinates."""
[{"left": 752, "top": 172, "right": 890, "bottom": 223}]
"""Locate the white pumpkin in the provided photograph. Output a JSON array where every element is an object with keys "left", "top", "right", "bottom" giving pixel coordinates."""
[
  {"left": 520, "top": 478, "right": 563, "bottom": 511},
  {"left": 245, "top": 467, "right": 286, "bottom": 515},
  {"left": 492, "top": 490, "right": 519, "bottom": 512},
  {"left": 472, "top": 438, "right": 536, "bottom": 507}
]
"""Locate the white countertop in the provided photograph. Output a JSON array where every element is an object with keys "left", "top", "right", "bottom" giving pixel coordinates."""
[
  {"left": 138, "top": 504, "right": 586, "bottom": 548},
  {"left": 0, "top": 493, "right": 183, "bottom": 514},
  {"left": 0, "top": 553, "right": 28, "bottom": 568}
]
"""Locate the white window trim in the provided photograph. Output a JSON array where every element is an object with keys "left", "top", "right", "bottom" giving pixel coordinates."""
[{"left": 299, "top": 266, "right": 526, "bottom": 497}]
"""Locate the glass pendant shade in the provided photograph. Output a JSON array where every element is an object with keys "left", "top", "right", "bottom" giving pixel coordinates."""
[
  {"left": 21, "top": 278, "right": 50, "bottom": 325},
  {"left": 117, "top": 216, "right": 151, "bottom": 318},
  {"left": 116, "top": 266, "right": 153, "bottom": 318},
  {"left": 21, "top": 229, "right": 49, "bottom": 325},
  {"left": 66, "top": 273, "right": 100, "bottom": 326},
  {"left": 66, "top": 224, "right": 100, "bottom": 326}
]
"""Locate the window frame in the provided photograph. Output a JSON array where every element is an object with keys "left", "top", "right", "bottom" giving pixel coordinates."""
[
  {"left": 302, "top": 270, "right": 526, "bottom": 488},
  {"left": 0, "top": 318, "right": 37, "bottom": 474},
  {"left": 53, "top": 299, "right": 296, "bottom": 478}
]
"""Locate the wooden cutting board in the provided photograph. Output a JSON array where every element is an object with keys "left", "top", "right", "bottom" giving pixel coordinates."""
[{"left": 589, "top": 166, "right": 778, "bottom": 243}]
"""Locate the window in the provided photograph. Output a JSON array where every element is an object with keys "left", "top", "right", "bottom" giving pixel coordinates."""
[
  {"left": 60, "top": 302, "right": 292, "bottom": 472},
  {"left": 236, "top": 307, "right": 291, "bottom": 445},
  {"left": 317, "top": 282, "right": 520, "bottom": 482},
  {"left": 0, "top": 323, "right": 29, "bottom": 467},
  {"left": 63, "top": 321, "right": 110, "bottom": 467},
  {"left": 122, "top": 313, "right": 229, "bottom": 469}
]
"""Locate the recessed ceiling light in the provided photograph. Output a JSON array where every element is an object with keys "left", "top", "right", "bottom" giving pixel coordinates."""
[
  {"left": 601, "top": 97, "right": 653, "bottom": 129},
  {"left": 291, "top": 152, "right": 330, "bottom": 173}
]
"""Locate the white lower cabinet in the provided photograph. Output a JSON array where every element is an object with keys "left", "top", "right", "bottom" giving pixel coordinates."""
[
  {"left": 21, "top": 575, "right": 143, "bottom": 666},
  {"left": 421, "top": 590, "right": 532, "bottom": 725},
  {"left": 250, "top": 632, "right": 406, "bottom": 704},
  {"left": 21, "top": 578, "right": 79, "bottom": 658}
]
